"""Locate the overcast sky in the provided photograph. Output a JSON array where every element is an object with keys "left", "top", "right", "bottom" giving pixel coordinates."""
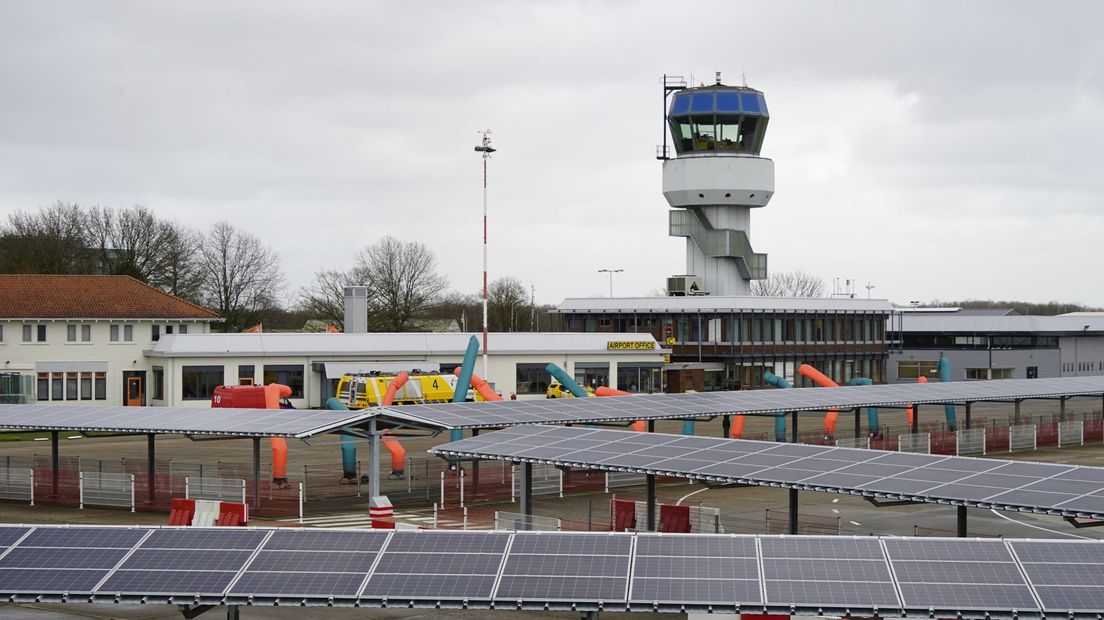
[{"left": 2, "top": 1, "right": 1103, "bottom": 308}]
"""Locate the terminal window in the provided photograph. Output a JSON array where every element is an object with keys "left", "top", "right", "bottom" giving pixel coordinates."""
[
  {"left": 263, "top": 365, "right": 304, "bottom": 398},
  {"left": 897, "top": 361, "right": 939, "bottom": 380}
]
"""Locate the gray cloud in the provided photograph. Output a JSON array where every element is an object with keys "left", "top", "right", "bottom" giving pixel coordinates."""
[{"left": 1, "top": 1, "right": 1103, "bottom": 307}]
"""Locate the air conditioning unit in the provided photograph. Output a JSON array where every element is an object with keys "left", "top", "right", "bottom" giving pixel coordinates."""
[{"left": 667, "top": 275, "right": 706, "bottom": 297}]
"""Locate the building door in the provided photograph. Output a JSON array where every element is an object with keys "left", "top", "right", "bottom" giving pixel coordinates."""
[{"left": 124, "top": 374, "right": 145, "bottom": 406}]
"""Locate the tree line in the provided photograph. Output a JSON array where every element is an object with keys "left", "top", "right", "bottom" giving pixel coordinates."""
[{"left": 1, "top": 203, "right": 552, "bottom": 333}]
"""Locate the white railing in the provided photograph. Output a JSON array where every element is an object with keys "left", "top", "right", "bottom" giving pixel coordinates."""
[
  {"left": 836, "top": 436, "right": 870, "bottom": 449},
  {"left": 1059, "top": 420, "right": 1085, "bottom": 447},
  {"left": 956, "top": 428, "right": 986, "bottom": 456},
  {"left": 604, "top": 471, "right": 646, "bottom": 492},
  {"left": 185, "top": 476, "right": 246, "bottom": 504},
  {"left": 898, "top": 432, "right": 931, "bottom": 454},
  {"left": 1009, "top": 424, "right": 1038, "bottom": 452},
  {"left": 79, "top": 471, "right": 134, "bottom": 511},
  {"left": 0, "top": 467, "right": 33, "bottom": 505},
  {"left": 494, "top": 510, "right": 561, "bottom": 531},
  {"left": 510, "top": 464, "right": 562, "bottom": 501}
]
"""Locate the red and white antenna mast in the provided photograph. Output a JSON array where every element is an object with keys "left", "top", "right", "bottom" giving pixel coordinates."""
[{"left": 474, "top": 129, "right": 496, "bottom": 377}]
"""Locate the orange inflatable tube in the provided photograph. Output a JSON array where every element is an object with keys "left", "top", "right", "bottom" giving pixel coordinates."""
[
  {"left": 798, "top": 364, "right": 841, "bottom": 438},
  {"left": 380, "top": 373, "right": 408, "bottom": 475},
  {"left": 452, "top": 368, "right": 504, "bottom": 401},
  {"left": 593, "top": 386, "right": 645, "bottom": 432},
  {"left": 906, "top": 376, "right": 928, "bottom": 427},
  {"left": 265, "top": 384, "right": 290, "bottom": 484},
  {"left": 730, "top": 415, "right": 747, "bottom": 439}
]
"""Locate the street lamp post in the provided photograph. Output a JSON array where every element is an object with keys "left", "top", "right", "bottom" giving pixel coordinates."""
[
  {"left": 598, "top": 268, "right": 623, "bottom": 298},
  {"left": 474, "top": 130, "right": 497, "bottom": 378}
]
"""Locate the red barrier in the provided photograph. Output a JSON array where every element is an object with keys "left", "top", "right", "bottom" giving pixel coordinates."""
[
  {"left": 611, "top": 499, "right": 637, "bottom": 531},
  {"left": 659, "top": 504, "right": 691, "bottom": 533}
]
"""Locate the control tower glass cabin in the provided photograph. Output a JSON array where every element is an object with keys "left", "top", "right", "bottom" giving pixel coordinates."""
[{"left": 663, "top": 83, "right": 774, "bottom": 296}]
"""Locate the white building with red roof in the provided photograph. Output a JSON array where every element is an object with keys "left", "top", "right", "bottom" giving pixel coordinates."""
[{"left": 0, "top": 275, "right": 220, "bottom": 406}]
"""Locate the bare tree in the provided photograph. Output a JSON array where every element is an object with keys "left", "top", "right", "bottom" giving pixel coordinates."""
[
  {"left": 751, "top": 270, "right": 826, "bottom": 297},
  {"left": 488, "top": 276, "right": 529, "bottom": 332},
  {"left": 155, "top": 224, "right": 204, "bottom": 302},
  {"left": 0, "top": 202, "right": 90, "bottom": 273},
  {"left": 297, "top": 269, "right": 358, "bottom": 329},
  {"left": 197, "top": 221, "right": 285, "bottom": 332},
  {"left": 356, "top": 236, "right": 446, "bottom": 332},
  {"left": 429, "top": 290, "right": 481, "bottom": 331}
]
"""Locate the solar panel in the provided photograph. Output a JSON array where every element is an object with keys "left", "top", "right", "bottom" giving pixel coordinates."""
[
  {"left": 1012, "top": 540, "right": 1104, "bottom": 612},
  {"left": 230, "top": 528, "right": 385, "bottom": 599},
  {"left": 886, "top": 539, "right": 1038, "bottom": 611},
  {"left": 496, "top": 533, "right": 632, "bottom": 603},
  {"left": 7, "top": 525, "right": 1104, "bottom": 615},
  {"left": 0, "top": 526, "right": 29, "bottom": 547},
  {"left": 0, "top": 403, "right": 372, "bottom": 438},
  {"left": 361, "top": 531, "right": 509, "bottom": 601},
  {"left": 378, "top": 375, "right": 1104, "bottom": 430},
  {"left": 432, "top": 424, "right": 1104, "bottom": 519}
]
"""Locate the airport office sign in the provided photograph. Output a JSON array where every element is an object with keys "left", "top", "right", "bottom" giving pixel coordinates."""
[{"left": 607, "top": 341, "right": 657, "bottom": 351}]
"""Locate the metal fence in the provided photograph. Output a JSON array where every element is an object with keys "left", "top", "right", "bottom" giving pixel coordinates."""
[
  {"left": 898, "top": 432, "right": 931, "bottom": 454},
  {"left": 1009, "top": 424, "right": 1038, "bottom": 452},
  {"left": 79, "top": 471, "right": 134, "bottom": 511},
  {"left": 765, "top": 510, "right": 840, "bottom": 535},
  {"left": 185, "top": 477, "right": 246, "bottom": 503},
  {"left": 956, "top": 428, "right": 986, "bottom": 456},
  {"left": 604, "top": 471, "right": 646, "bottom": 491},
  {"left": 512, "top": 463, "right": 562, "bottom": 499},
  {"left": 1059, "top": 420, "right": 1085, "bottom": 447},
  {"left": 494, "top": 511, "right": 561, "bottom": 531},
  {"left": 0, "top": 467, "right": 33, "bottom": 504},
  {"left": 836, "top": 437, "right": 871, "bottom": 449}
]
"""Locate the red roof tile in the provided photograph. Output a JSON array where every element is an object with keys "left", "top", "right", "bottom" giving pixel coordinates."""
[{"left": 0, "top": 275, "right": 220, "bottom": 320}]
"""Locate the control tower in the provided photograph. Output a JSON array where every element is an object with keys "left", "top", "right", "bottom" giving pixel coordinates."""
[{"left": 661, "top": 74, "right": 773, "bottom": 296}]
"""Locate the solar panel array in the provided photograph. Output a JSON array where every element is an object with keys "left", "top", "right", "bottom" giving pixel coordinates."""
[
  {"left": 431, "top": 425, "right": 1104, "bottom": 519},
  {"left": 0, "top": 403, "right": 372, "bottom": 438},
  {"left": 3, "top": 525, "right": 1104, "bottom": 616},
  {"left": 378, "top": 375, "right": 1104, "bottom": 429}
]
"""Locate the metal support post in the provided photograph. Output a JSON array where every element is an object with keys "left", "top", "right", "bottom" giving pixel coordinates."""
[
  {"left": 369, "top": 418, "right": 381, "bottom": 499},
  {"left": 1060, "top": 396, "right": 1067, "bottom": 422},
  {"left": 647, "top": 420, "right": 655, "bottom": 433},
  {"left": 251, "top": 437, "right": 260, "bottom": 508},
  {"left": 790, "top": 411, "right": 798, "bottom": 443},
  {"left": 957, "top": 505, "right": 967, "bottom": 537},
  {"left": 472, "top": 428, "right": 480, "bottom": 493},
  {"left": 1014, "top": 399, "right": 1022, "bottom": 425},
  {"left": 227, "top": 605, "right": 240, "bottom": 620},
  {"left": 788, "top": 488, "right": 799, "bottom": 535},
  {"left": 722, "top": 415, "right": 731, "bottom": 438},
  {"left": 645, "top": 474, "right": 656, "bottom": 532},
  {"left": 965, "top": 403, "right": 972, "bottom": 430},
  {"left": 854, "top": 408, "right": 861, "bottom": 439},
  {"left": 147, "top": 434, "right": 156, "bottom": 504},
  {"left": 912, "top": 405, "right": 920, "bottom": 433},
  {"left": 50, "top": 431, "right": 59, "bottom": 496},
  {"left": 520, "top": 462, "right": 533, "bottom": 519}
]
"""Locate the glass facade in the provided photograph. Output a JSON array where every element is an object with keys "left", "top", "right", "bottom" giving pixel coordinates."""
[{"left": 557, "top": 307, "right": 893, "bottom": 390}]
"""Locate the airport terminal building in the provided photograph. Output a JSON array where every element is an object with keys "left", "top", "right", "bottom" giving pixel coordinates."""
[
  {"left": 552, "top": 296, "right": 897, "bottom": 391},
  {"left": 890, "top": 309, "right": 1104, "bottom": 382}
]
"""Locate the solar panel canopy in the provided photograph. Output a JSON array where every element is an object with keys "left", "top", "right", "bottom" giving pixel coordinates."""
[
  {"left": 2, "top": 525, "right": 1104, "bottom": 616},
  {"left": 432, "top": 424, "right": 1104, "bottom": 519},
  {"left": 0, "top": 403, "right": 372, "bottom": 438},
  {"left": 378, "top": 375, "right": 1104, "bottom": 429}
]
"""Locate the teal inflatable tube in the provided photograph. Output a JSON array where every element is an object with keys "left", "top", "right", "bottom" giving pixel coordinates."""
[
  {"left": 325, "top": 397, "right": 357, "bottom": 478},
  {"left": 545, "top": 363, "right": 589, "bottom": 398},
  {"left": 939, "top": 356, "right": 957, "bottom": 430},
  {"left": 763, "top": 371, "right": 791, "bottom": 441},
  {"left": 450, "top": 336, "right": 481, "bottom": 443},
  {"left": 850, "top": 377, "right": 877, "bottom": 434},
  {"left": 681, "top": 419, "right": 696, "bottom": 436}
]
